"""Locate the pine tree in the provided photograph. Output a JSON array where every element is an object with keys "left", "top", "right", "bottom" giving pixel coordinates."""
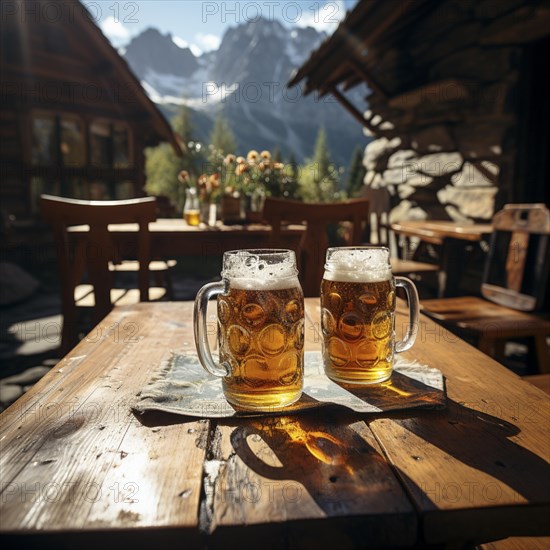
[
  {"left": 145, "top": 143, "right": 187, "bottom": 211},
  {"left": 172, "top": 104, "right": 194, "bottom": 146},
  {"left": 144, "top": 104, "right": 202, "bottom": 211},
  {"left": 209, "top": 113, "right": 237, "bottom": 156},
  {"left": 313, "top": 127, "right": 331, "bottom": 182},
  {"left": 346, "top": 146, "right": 366, "bottom": 198},
  {"left": 297, "top": 127, "right": 340, "bottom": 202}
]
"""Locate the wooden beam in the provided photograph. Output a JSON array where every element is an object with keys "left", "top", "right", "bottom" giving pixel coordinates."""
[
  {"left": 347, "top": 56, "right": 388, "bottom": 99},
  {"left": 388, "top": 79, "right": 469, "bottom": 110},
  {"left": 328, "top": 85, "right": 381, "bottom": 135}
]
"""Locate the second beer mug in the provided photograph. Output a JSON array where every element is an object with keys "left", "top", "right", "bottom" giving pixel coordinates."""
[
  {"left": 320, "top": 247, "right": 419, "bottom": 385},
  {"left": 194, "top": 249, "right": 304, "bottom": 411}
]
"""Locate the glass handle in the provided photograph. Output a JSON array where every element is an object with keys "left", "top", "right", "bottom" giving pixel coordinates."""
[
  {"left": 193, "top": 281, "right": 230, "bottom": 378},
  {"left": 394, "top": 276, "right": 420, "bottom": 353}
]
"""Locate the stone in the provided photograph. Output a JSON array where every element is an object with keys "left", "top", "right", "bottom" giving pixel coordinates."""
[
  {"left": 411, "top": 125, "right": 455, "bottom": 153},
  {"left": 363, "top": 137, "right": 402, "bottom": 171},
  {"left": 451, "top": 162, "right": 498, "bottom": 187},
  {"left": 0, "top": 384, "right": 24, "bottom": 407},
  {"left": 1, "top": 365, "right": 51, "bottom": 385},
  {"left": 413, "top": 152, "right": 463, "bottom": 177},
  {"left": 378, "top": 121, "right": 395, "bottom": 131},
  {"left": 363, "top": 171, "right": 384, "bottom": 188},
  {"left": 444, "top": 204, "right": 476, "bottom": 223},
  {"left": 387, "top": 149, "right": 417, "bottom": 170},
  {"left": 383, "top": 168, "right": 407, "bottom": 186},
  {"left": 397, "top": 184, "right": 416, "bottom": 200},
  {"left": 437, "top": 185, "right": 497, "bottom": 219},
  {"left": 383, "top": 168, "right": 431, "bottom": 187},
  {"left": 389, "top": 200, "right": 427, "bottom": 223}
]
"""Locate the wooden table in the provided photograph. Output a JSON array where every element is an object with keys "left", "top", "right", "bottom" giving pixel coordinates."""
[
  {"left": 69, "top": 219, "right": 304, "bottom": 260},
  {"left": 1, "top": 300, "right": 549, "bottom": 548},
  {"left": 391, "top": 220, "right": 493, "bottom": 297}
]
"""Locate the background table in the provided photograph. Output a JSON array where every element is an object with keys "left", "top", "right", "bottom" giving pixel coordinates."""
[
  {"left": 70, "top": 219, "right": 305, "bottom": 260},
  {"left": 0, "top": 299, "right": 548, "bottom": 548},
  {"left": 391, "top": 220, "right": 493, "bottom": 297}
]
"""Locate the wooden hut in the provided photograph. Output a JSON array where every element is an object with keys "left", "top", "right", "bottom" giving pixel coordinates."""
[
  {"left": 288, "top": 0, "right": 550, "bottom": 221},
  {"left": 0, "top": 0, "right": 181, "bottom": 222}
]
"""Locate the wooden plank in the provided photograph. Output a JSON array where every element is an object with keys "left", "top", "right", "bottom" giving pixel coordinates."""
[
  {"left": 481, "top": 6, "right": 550, "bottom": 45},
  {"left": 370, "top": 326, "right": 550, "bottom": 544},
  {"left": 388, "top": 79, "right": 470, "bottom": 110},
  {"left": 391, "top": 220, "right": 492, "bottom": 243},
  {"left": 0, "top": 303, "right": 207, "bottom": 545},
  {"left": 306, "top": 299, "right": 550, "bottom": 545},
  {"left": 69, "top": 221, "right": 305, "bottom": 260},
  {"left": 2, "top": 298, "right": 549, "bottom": 547},
  {"left": 206, "top": 416, "right": 416, "bottom": 549}
]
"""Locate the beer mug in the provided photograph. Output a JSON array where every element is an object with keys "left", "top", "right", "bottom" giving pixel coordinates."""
[
  {"left": 320, "top": 247, "right": 419, "bottom": 385},
  {"left": 194, "top": 249, "right": 304, "bottom": 410}
]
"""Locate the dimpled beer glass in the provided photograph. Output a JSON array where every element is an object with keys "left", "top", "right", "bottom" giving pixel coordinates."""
[
  {"left": 194, "top": 249, "right": 304, "bottom": 410},
  {"left": 321, "top": 247, "right": 419, "bottom": 384}
]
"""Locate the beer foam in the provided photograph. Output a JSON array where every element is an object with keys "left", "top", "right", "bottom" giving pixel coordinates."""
[
  {"left": 222, "top": 250, "right": 300, "bottom": 290},
  {"left": 323, "top": 247, "right": 391, "bottom": 283}
]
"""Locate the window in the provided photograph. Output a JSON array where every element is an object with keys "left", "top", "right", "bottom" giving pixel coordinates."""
[
  {"left": 90, "top": 121, "right": 133, "bottom": 168},
  {"left": 32, "top": 115, "right": 57, "bottom": 165},
  {"left": 89, "top": 181, "right": 110, "bottom": 200},
  {"left": 115, "top": 181, "right": 135, "bottom": 200},
  {"left": 113, "top": 123, "right": 132, "bottom": 168},
  {"left": 60, "top": 117, "right": 85, "bottom": 166},
  {"left": 32, "top": 114, "right": 85, "bottom": 166},
  {"left": 90, "top": 121, "right": 111, "bottom": 167}
]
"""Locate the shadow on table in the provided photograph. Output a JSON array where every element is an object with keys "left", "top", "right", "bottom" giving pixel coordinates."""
[
  {"left": 229, "top": 411, "right": 402, "bottom": 515},
  {"left": 230, "top": 398, "right": 550, "bottom": 515}
]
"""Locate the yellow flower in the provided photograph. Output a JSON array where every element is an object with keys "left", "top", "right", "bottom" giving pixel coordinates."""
[
  {"left": 247, "top": 150, "right": 259, "bottom": 163},
  {"left": 236, "top": 156, "right": 246, "bottom": 164},
  {"left": 260, "top": 150, "right": 271, "bottom": 160},
  {"left": 209, "top": 173, "right": 221, "bottom": 188},
  {"left": 236, "top": 163, "right": 248, "bottom": 176},
  {"left": 274, "top": 162, "right": 284, "bottom": 170},
  {"left": 177, "top": 170, "right": 190, "bottom": 184},
  {"left": 223, "top": 154, "right": 236, "bottom": 165}
]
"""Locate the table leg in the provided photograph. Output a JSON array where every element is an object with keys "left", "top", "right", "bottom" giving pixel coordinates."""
[{"left": 438, "top": 238, "right": 468, "bottom": 298}]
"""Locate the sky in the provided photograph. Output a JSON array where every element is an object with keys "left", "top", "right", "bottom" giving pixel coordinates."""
[{"left": 82, "top": 0, "right": 358, "bottom": 53}]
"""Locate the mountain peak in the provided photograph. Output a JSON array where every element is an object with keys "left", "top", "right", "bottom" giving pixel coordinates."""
[
  {"left": 124, "top": 26, "right": 198, "bottom": 80},
  {"left": 123, "top": 22, "right": 366, "bottom": 166}
]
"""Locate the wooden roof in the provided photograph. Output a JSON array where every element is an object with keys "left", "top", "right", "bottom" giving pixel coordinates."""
[
  {"left": 1, "top": 0, "right": 182, "bottom": 155},
  {"left": 288, "top": 0, "right": 550, "bottom": 134},
  {"left": 288, "top": 0, "right": 428, "bottom": 96}
]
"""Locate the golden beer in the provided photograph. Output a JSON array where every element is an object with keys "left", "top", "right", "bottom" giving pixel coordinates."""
[
  {"left": 321, "top": 278, "right": 396, "bottom": 384},
  {"left": 218, "top": 284, "right": 304, "bottom": 409},
  {"left": 320, "top": 247, "right": 419, "bottom": 385},
  {"left": 184, "top": 209, "right": 200, "bottom": 226},
  {"left": 194, "top": 249, "right": 305, "bottom": 411}
]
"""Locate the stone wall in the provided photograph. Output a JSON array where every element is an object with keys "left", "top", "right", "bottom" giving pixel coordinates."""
[{"left": 360, "top": 0, "right": 547, "bottom": 222}]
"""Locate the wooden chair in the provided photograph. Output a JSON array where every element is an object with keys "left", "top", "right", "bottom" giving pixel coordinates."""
[
  {"left": 262, "top": 197, "right": 370, "bottom": 297},
  {"left": 421, "top": 204, "right": 550, "bottom": 373},
  {"left": 361, "top": 186, "right": 440, "bottom": 278},
  {"left": 41, "top": 194, "right": 169, "bottom": 353}
]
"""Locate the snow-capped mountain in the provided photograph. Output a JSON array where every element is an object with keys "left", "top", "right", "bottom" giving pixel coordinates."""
[{"left": 123, "top": 20, "right": 368, "bottom": 166}]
